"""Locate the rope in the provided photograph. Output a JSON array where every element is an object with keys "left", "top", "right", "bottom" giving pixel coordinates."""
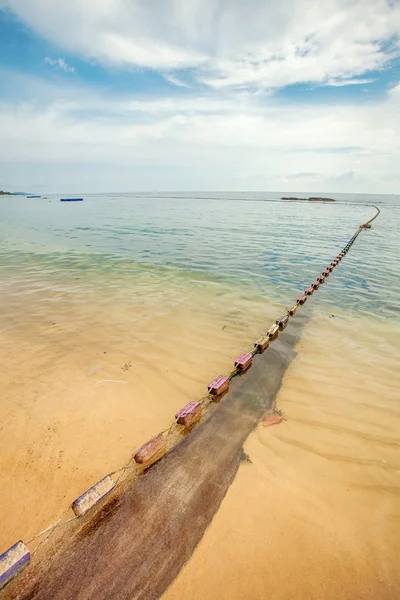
[
  {"left": 16, "top": 204, "right": 379, "bottom": 566},
  {"left": 361, "top": 205, "right": 380, "bottom": 228}
]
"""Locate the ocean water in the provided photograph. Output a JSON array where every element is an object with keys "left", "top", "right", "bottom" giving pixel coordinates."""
[
  {"left": 0, "top": 191, "right": 399, "bottom": 583},
  {"left": 1, "top": 191, "right": 398, "bottom": 320}
]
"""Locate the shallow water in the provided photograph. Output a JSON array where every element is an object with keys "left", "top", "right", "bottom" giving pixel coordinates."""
[{"left": 0, "top": 192, "right": 399, "bottom": 597}]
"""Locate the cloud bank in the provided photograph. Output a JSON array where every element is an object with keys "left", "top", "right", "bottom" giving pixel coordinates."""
[
  {"left": 1, "top": 0, "right": 399, "bottom": 192},
  {"left": 1, "top": 81, "right": 399, "bottom": 192},
  {"left": 5, "top": 0, "right": 400, "bottom": 88}
]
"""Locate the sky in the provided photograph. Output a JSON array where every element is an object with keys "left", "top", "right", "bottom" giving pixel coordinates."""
[{"left": 0, "top": 0, "right": 399, "bottom": 194}]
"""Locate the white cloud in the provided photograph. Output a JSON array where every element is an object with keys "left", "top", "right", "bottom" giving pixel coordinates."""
[
  {"left": 324, "top": 78, "right": 375, "bottom": 87},
  {"left": 5, "top": 0, "right": 400, "bottom": 89},
  {"left": 44, "top": 57, "right": 75, "bottom": 73},
  {"left": 1, "top": 1, "right": 400, "bottom": 192},
  {"left": 0, "top": 76, "right": 399, "bottom": 193},
  {"left": 164, "top": 74, "right": 191, "bottom": 88}
]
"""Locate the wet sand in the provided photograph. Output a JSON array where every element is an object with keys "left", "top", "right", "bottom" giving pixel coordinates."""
[
  {"left": 163, "top": 313, "right": 400, "bottom": 600},
  {"left": 1, "top": 270, "right": 400, "bottom": 599},
  {"left": 2, "top": 314, "right": 306, "bottom": 599},
  {"left": 0, "top": 281, "right": 280, "bottom": 552}
]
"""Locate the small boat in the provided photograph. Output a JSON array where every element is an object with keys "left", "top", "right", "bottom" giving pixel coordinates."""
[
  {"left": 26, "top": 195, "right": 41, "bottom": 198},
  {"left": 60, "top": 198, "right": 83, "bottom": 202}
]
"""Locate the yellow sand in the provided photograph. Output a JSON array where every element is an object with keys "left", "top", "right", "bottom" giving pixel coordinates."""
[
  {"left": 0, "top": 282, "right": 280, "bottom": 551},
  {"left": 1, "top": 278, "right": 399, "bottom": 600},
  {"left": 163, "top": 314, "right": 400, "bottom": 600}
]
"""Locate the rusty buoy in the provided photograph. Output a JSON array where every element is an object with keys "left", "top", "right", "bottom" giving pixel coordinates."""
[
  {"left": 305, "top": 287, "right": 314, "bottom": 296},
  {"left": 208, "top": 375, "right": 230, "bottom": 396},
  {"left": 234, "top": 352, "right": 253, "bottom": 371},
  {"left": 267, "top": 323, "right": 279, "bottom": 338},
  {"left": 175, "top": 401, "right": 202, "bottom": 427},
  {"left": 134, "top": 433, "right": 166, "bottom": 465},
  {"left": 254, "top": 335, "right": 270, "bottom": 352},
  {"left": 297, "top": 295, "right": 307, "bottom": 305},
  {"left": 311, "top": 280, "right": 320, "bottom": 290},
  {"left": 288, "top": 304, "right": 298, "bottom": 316},
  {"left": 276, "top": 315, "right": 289, "bottom": 331}
]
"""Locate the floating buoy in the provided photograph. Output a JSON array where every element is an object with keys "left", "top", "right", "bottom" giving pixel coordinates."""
[
  {"left": 305, "top": 287, "right": 314, "bottom": 295},
  {"left": 72, "top": 475, "right": 116, "bottom": 517},
  {"left": 322, "top": 269, "right": 330, "bottom": 276},
  {"left": 317, "top": 275, "right": 325, "bottom": 283},
  {"left": 297, "top": 295, "right": 307, "bottom": 305},
  {"left": 208, "top": 375, "right": 230, "bottom": 396},
  {"left": 267, "top": 323, "right": 279, "bottom": 338},
  {"left": 288, "top": 304, "right": 298, "bottom": 316},
  {"left": 311, "top": 280, "right": 320, "bottom": 290},
  {"left": 254, "top": 335, "right": 270, "bottom": 351},
  {"left": 234, "top": 352, "right": 253, "bottom": 371},
  {"left": 134, "top": 433, "right": 166, "bottom": 465},
  {"left": 0, "top": 542, "right": 30, "bottom": 591},
  {"left": 276, "top": 315, "right": 289, "bottom": 331},
  {"left": 175, "top": 401, "right": 202, "bottom": 427}
]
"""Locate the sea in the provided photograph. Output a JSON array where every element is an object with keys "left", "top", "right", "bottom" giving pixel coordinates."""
[{"left": 0, "top": 192, "right": 399, "bottom": 598}]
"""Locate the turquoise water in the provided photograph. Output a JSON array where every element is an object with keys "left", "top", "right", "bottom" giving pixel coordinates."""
[{"left": 0, "top": 192, "right": 398, "bottom": 319}]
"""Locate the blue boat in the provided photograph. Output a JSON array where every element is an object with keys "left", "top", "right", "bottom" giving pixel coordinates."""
[
  {"left": 60, "top": 198, "right": 83, "bottom": 202},
  {"left": 26, "top": 195, "right": 41, "bottom": 198}
]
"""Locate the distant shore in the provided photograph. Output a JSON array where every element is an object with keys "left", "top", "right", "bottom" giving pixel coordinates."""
[{"left": 281, "top": 196, "right": 336, "bottom": 202}]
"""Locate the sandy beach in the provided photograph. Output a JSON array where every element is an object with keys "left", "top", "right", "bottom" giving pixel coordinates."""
[
  {"left": 1, "top": 194, "right": 399, "bottom": 599},
  {"left": 163, "top": 313, "right": 400, "bottom": 600},
  {"left": 1, "top": 0, "right": 400, "bottom": 592},
  {"left": 0, "top": 279, "right": 280, "bottom": 552}
]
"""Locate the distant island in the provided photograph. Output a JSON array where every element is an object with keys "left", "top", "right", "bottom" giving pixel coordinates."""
[
  {"left": 0, "top": 190, "right": 31, "bottom": 196},
  {"left": 281, "top": 196, "right": 336, "bottom": 202}
]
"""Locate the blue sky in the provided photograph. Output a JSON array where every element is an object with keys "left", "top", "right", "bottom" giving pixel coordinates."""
[{"left": 0, "top": 0, "right": 399, "bottom": 193}]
